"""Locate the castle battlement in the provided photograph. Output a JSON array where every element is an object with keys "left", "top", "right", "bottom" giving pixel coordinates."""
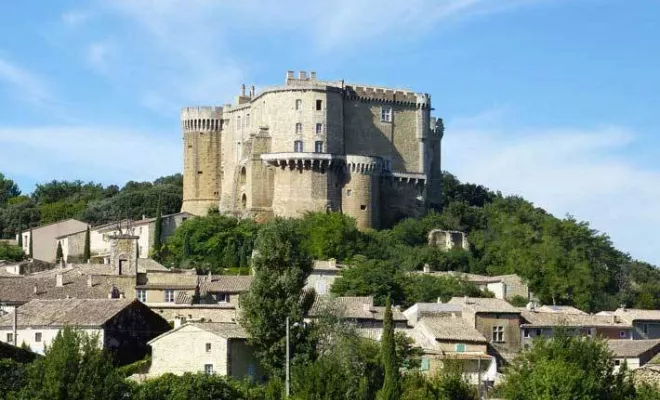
[
  {"left": 181, "top": 106, "right": 224, "bottom": 132},
  {"left": 345, "top": 155, "right": 383, "bottom": 175}
]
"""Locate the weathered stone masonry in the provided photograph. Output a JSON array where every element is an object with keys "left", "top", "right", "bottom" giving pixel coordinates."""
[{"left": 181, "top": 71, "right": 444, "bottom": 229}]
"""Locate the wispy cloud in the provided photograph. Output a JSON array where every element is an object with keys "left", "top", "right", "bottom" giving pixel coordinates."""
[
  {"left": 0, "top": 57, "right": 53, "bottom": 108},
  {"left": 444, "top": 112, "right": 660, "bottom": 265},
  {"left": 86, "top": 41, "right": 113, "bottom": 74},
  {"left": 0, "top": 126, "right": 180, "bottom": 186},
  {"left": 61, "top": 10, "right": 92, "bottom": 27}
]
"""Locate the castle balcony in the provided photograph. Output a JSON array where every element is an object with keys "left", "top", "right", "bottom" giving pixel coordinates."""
[
  {"left": 260, "top": 152, "right": 345, "bottom": 171},
  {"left": 384, "top": 171, "right": 427, "bottom": 186}
]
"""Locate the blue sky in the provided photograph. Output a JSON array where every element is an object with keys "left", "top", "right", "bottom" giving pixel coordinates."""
[{"left": 0, "top": 0, "right": 659, "bottom": 264}]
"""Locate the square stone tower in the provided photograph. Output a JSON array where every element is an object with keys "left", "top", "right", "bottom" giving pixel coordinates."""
[{"left": 108, "top": 234, "right": 139, "bottom": 276}]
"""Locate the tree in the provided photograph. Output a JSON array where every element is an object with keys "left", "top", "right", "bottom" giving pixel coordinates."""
[
  {"left": 0, "top": 172, "right": 21, "bottom": 206},
  {"left": 17, "top": 327, "right": 130, "bottom": 400},
  {"left": 299, "top": 212, "right": 359, "bottom": 261},
  {"left": 17, "top": 227, "right": 23, "bottom": 247},
  {"left": 152, "top": 198, "right": 163, "bottom": 262},
  {"left": 28, "top": 229, "right": 33, "bottom": 259},
  {"left": 240, "top": 218, "right": 314, "bottom": 375},
  {"left": 0, "top": 242, "right": 24, "bottom": 262},
  {"left": 498, "top": 330, "right": 636, "bottom": 400},
  {"left": 56, "top": 241, "right": 63, "bottom": 263},
  {"left": 131, "top": 373, "right": 243, "bottom": 400},
  {"left": 378, "top": 297, "right": 400, "bottom": 400},
  {"left": 83, "top": 226, "right": 91, "bottom": 262}
]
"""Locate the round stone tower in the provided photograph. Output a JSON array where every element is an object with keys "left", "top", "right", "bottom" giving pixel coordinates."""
[
  {"left": 181, "top": 106, "right": 223, "bottom": 216},
  {"left": 341, "top": 155, "right": 382, "bottom": 230}
]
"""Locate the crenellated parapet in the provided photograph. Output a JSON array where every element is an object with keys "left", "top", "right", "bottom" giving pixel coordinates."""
[
  {"left": 181, "top": 106, "right": 224, "bottom": 132},
  {"left": 261, "top": 152, "right": 345, "bottom": 171},
  {"left": 344, "top": 85, "right": 431, "bottom": 109},
  {"left": 344, "top": 155, "right": 383, "bottom": 175}
]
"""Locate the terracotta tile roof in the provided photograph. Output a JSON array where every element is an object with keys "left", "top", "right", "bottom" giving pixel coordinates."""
[
  {"left": 309, "top": 296, "right": 407, "bottom": 321},
  {"left": 418, "top": 316, "right": 488, "bottom": 343},
  {"left": 521, "top": 311, "right": 631, "bottom": 328},
  {"left": 613, "top": 308, "right": 660, "bottom": 323},
  {"left": 448, "top": 297, "right": 520, "bottom": 314},
  {"left": 607, "top": 339, "right": 660, "bottom": 358},
  {"left": 0, "top": 298, "right": 134, "bottom": 328}
]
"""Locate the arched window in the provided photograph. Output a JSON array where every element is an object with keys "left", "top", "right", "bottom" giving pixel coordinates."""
[
  {"left": 245, "top": 114, "right": 250, "bottom": 128},
  {"left": 237, "top": 116, "right": 242, "bottom": 130},
  {"left": 294, "top": 140, "right": 303, "bottom": 152},
  {"left": 241, "top": 194, "right": 247, "bottom": 208},
  {"left": 295, "top": 123, "right": 302, "bottom": 134},
  {"left": 240, "top": 167, "right": 247, "bottom": 184}
]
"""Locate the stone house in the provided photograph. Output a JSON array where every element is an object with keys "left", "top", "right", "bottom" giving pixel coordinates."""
[
  {"left": 607, "top": 339, "right": 660, "bottom": 372},
  {"left": 448, "top": 297, "right": 523, "bottom": 360},
  {"left": 418, "top": 269, "right": 531, "bottom": 301},
  {"left": 304, "top": 259, "right": 343, "bottom": 295},
  {"left": 427, "top": 230, "right": 469, "bottom": 251},
  {"left": 0, "top": 298, "right": 170, "bottom": 364},
  {"left": 604, "top": 308, "right": 660, "bottom": 340},
  {"left": 306, "top": 296, "right": 408, "bottom": 329},
  {"left": 148, "top": 322, "right": 263, "bottom": 380},
  {"left": 520, "top": 310, "right": 634, "bottom": 348},
  {"left": 17, "top": 219, "right": 89, "bottom": 263}
]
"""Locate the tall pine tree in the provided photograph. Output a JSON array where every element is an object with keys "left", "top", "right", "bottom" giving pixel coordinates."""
[
  {"left": 56, "top": 242, "right": 63, "bottom": 263},
  {"left": 83, "top": 226, "right": 91, "bottom": 262},
  {"left": 152, "top": 199, "right": 163, "bottom": 262},
  {"left": 17, "top": 228, "right": 22, "bottom": 248},
  {"left": 378, "top": 297, "right": 400, "bottom": 400}
]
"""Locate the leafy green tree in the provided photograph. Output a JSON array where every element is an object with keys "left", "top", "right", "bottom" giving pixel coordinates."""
[
  {"left": 0, "top": 172, "right": 21, "bottom": 206},
  {"left": 56, "top": 241, "right": 63, "bottom": 262},
  {"left": 331, "top": 259, "right": 404, "bottom": 306},
  {"left": 498, "top": 331, "right": 636, "bottom": 400},
  {"left": 299, "top": 212, "right": 359, "bottom": 261},
  {"left": 378, "top": 297, "right": 400, "bottom": 400},
  {"left": 0, "top": 359, "right": 27, "bottom": 396},
  {"left": 240, "top": 218, "right": 314, "bottom": 375},
  {"left": 0, "top": 242, "right": 25, "bottom": 262},
  {"left": 83, "top": 226, "right": 90, "bottom": 262},
  {"left": 17, "top": 327, "right": 130, "bottom": 400},
  {"left": 131, "top": 373, "right": 242, "bottom": 400}
]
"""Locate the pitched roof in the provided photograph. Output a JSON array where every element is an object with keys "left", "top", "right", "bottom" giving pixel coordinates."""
[
  {"left": 613, "top": 308, "right": 660, "bottom": 323},
  {"left": 521, "top": 311, "right": 631, "bottom": 328},
  {"left": 535, "top": 305, "right": 587, "bottom": 315},
  {"left": 418, "top": 316, "right": 488, "bottom": 343},
  {"left": 308, "top": 296, "right": 407, "bottom": 321},
  {"left": 149, "top": 322, "right": 247, "bottom": 344},
  {"left": 21, "top": 219, "right": 87, "bottom": 234},
  {"left": 201, "top": 275, "right": 253, "bottom": 292},
  {"left": 0, "top": 298, "right": 134, "bottom": 328},
  {"left": 448, "top": 297, "right": 520, "bottom": 314},
  {"left": 607, "top": 339, "right": 660, "bottom": 358}
]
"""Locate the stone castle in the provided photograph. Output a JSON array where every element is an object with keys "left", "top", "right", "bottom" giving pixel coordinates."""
[{"left": 180, "top": 71, "right": 444, "bottom": 229}]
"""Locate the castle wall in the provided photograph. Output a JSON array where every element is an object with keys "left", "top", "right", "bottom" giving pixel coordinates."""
[
  {"left": 380, "top": 178, "right": 426, "bottom": 228},
  {"left": 271, "top": 164, "right": 341, "bottom": 218}
]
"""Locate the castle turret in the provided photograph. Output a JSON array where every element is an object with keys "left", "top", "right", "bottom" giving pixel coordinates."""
[
  {"left": 181, "top": 106, "right": 223, "bottom": 216},
  {"left": 342, "top": 155, "right": 383, "bottom": 230}
]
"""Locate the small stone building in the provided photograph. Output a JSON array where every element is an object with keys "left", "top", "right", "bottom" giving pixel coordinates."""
[
  {"left": 427, "top": 230, "right": 469, "bottom": 251},
  {"left": 17, "top": 219, "right": 89, "bottom": 263},
  {"left": 305, "top": 259, "right": 343, "bottom": 295},
  {"left": 610, "top": 308, "right": 660, "bottom": 340},
  {"left": 607, "top": 339, "right": 660, "bottom": 372},
  {"left": 148, "top": 322, "right": 263, "bottom": 380},
  {"left": 418, "top": 270, "right": 531, "bottom": 301},
  {"left": 307, "top": 296, "right": 408, "bottom": 329},
  {"left": 0, "top": 298, "right": 170, "bottom": 364}
]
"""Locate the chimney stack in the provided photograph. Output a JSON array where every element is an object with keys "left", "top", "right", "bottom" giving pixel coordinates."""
[
  {"left": 310, "top": 71, "right": 317, "bottom": 80},
  {"left": 87, "top": 275, "right": 93, "bottom": 287},
  {"left": 423, "top": 264, "right": 431, "bottom": 274},
  {"left": 33, "top": 284, "right": 38, "bottom": 294},
  {"left": 250, "top": 85, "right": 255, "bottom": 98},
  {"left": 56, "top": 273, "right": 63, "bottom": 288},
  {"left": 286, "top": 70, "right": 294, "bottom": 81},
  {"left": 241, "top": 84, "right": 246, "bottom": 96},
  {"left": 299, "top": 71, "right": 307, "bottom": 80}
]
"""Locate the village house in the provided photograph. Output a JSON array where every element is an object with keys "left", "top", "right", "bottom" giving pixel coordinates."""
[
  {"left": 448, "top": 297, "right": 523, "bottom": 362},
  {"left": 0, "top": 298, "right": 170, "bottom": 364},
  {"left": 304, "top": 259, "right": 343, "bottom": 295},
  {"left": 520, "top": 310, "right": 634, "bottom": 348},
  {"left": 416, "top": 268, "right": 531, "bottom": 301},
  {"left": 607, "top": 339, "right": 660, "bottom": 372},
  {"left": 306, "top": 296, "right": 408, "bottom": 329},
  {"left": 601, "top": 308, "right": 660, "bottom": 340},
  {"left": 147, "top": 322, "right": 263, "bottom": 381},
  {"left": 17, "top": 219, "right": 89, "bottom": 263}
]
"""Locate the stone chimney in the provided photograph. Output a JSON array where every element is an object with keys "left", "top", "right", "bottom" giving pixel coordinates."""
[
  {"left": 55, "top": 273, "right": 63, "bottom": 287},
  {"left": 250, "top": 85, "right": 255, "bottom": 98},
  {"left": 310, "top": 71, "right": 317, "bottom": 80},
  {"left": 33, "top": 284, "right": 38, "bottom": 294},
  {"left": 241, "top": 84, "right": 246, "bottom": 96},
  {"left": 298, "top": 71, "right": 307, "bottom": 79},
  {"left": 173, "top": 316, "right": 186, "bottom": 328},
  {"left": 423, "top": 264, "right": 431, "bottom": 274},
  {"left": 87, "top": 274, "right": 93, "bottom": 287}
]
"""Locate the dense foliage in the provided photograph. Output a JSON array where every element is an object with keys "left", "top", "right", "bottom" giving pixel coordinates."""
[
  {"left": 0, "top": 173, "right": 183, "bottom": 238},
  {"left": 0, "top": 241, "right": 25, "bottom": 261}
]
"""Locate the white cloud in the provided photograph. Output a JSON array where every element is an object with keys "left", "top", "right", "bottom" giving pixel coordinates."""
[
  {"left": 444, "top": 114, "right": 660, "bottom": 265},
  {"left": 86, "top": 42, "right": 113, "bottom": 74},
  {"left": 0, "top": 58, "right": 53, "bottom": 108},
  {"left": 0, "top": 126, "right": 180, "bottom": 186},
  {"left": 61, "top": 10, "right": 91, "bottom": 27}
]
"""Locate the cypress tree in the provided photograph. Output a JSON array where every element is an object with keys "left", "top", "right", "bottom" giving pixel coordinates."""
[
  {"left": 56, "top": 241, "right": 63, "bottom": 263},
  {"left": 83, "top": 226, "right": 91, "bottom": 262},
  {"left": 378, "top": 297, "right": 400, "bottom": 400},
  {"left": 28, "top": 229, "right": 33, "bottom": 259},
  {"left": 152, "top": 200, "right": 163, "bottom": 261},
  {"left": 17, "top": 229, "right": 22, "bottom": 248}
]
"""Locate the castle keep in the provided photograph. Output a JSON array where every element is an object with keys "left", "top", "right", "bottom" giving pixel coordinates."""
[{"left": 181, "top": 71, "right": 444, "bottom": 229}]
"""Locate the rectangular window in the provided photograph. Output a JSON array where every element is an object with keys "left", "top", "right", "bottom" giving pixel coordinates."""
[
  {"left": 246, "top": 114, "right": 250, "bottom": 128},
  {"left": 315, "top": 123, "right": 323, "bottom": 135},
  {"left": 137, "top": 289, "right": 147, "bottom": 303},
  {"left": 215, "top": 293, "right": 229, "bottom": 303},
  {"left": 420, "top": 357, "right": 430, "bottom": 371},
  {"left": 295, "top": 123, "right": 303, "bottom": 134},
  {"left": 492, "top": 326, "right": 504, "bottom": 343},
  {"left": 294, "top": 140, "right": 303, "bottom": 153},
  {"left": 35, "top": 332, "right": 42, "bottom": 342},
  {"left": 6, "top": 333, "right": 13, "bottom": 343},
  {"left": 236, "top": 116, "right": 241, "bottom": 130},
  {"left": 165, "top": 290, "right": 175, "bottom": 303},
  {"left": 536, "top": 329, "right": 542, "bottom": 337},
  {"left": 206, "top": 343, "right": 212, "bottom": 352},
  {"left": 643, "top": 324, "right": 649, "bottom": 334},
  {"left": 295, "top": 99, "right": 302, "bottom": 110},
  {"left": 314, "top": 141, "right": 323, "bottom": 153},
  {"left": 381, "top": 106, "right": 392, "bottom": 122},
  {"left": 455, "top": 343, "right": 466, "bottom": 352},
  {"left": 615, "top": 360, "right": 621, "bottom": 366},
  {"left": 523, "top": 328, "right": 530, "bottom": 338},
  {"left": 316, "top": 100, "right": 322, "bottom": 111},
  {"left": 204, "top": 364, "right": 214, "bottom": 375}
]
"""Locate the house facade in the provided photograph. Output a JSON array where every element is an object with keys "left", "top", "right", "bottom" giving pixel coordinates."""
[{"left": 18, "top": 219, "right": 89, "bottom": 263}]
